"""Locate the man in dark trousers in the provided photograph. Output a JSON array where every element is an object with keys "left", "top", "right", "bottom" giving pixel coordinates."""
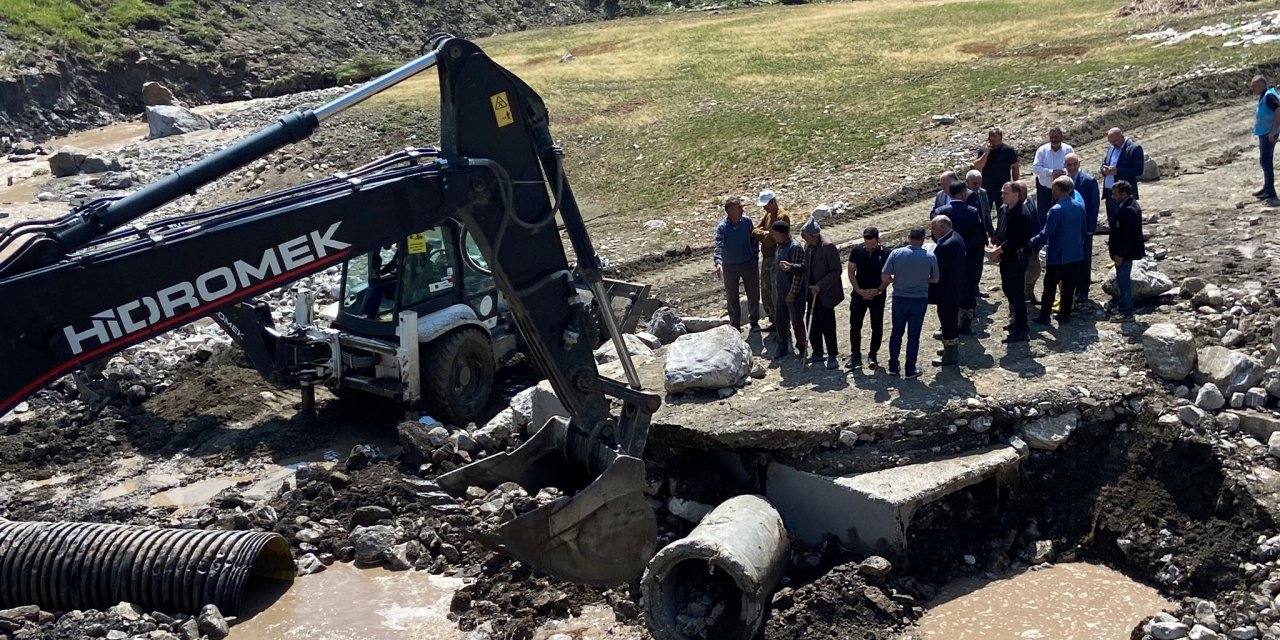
[
  {"left": 801, "top": 213, "right": 844, "bottom": 369},
  {"left": 1107, "top": 181, "right": 1145, "bottom": 323},
  {"left": 1029, "top": 176, "right": 1086, "bottom": 326},
  {"left": 882, "top": 227, "right": 939, "bottom": 379},
  {"left": 973, "top": 128, "right": 1020, "bottom": 207},
  {"left": 929, "top": 215, "right": 967, "bottom": 367},
  {"left": 846, "top": 226, "right": 889, "bottom": 370},
  {"left": 713, "top": 196, "right": 760, "bottom": 331},
  {"left": 990, "top": 181, "right": 1035, "bottom": 343},
  {"left": 966, "top": 169, "right": 995, "bottom": 240},
  {"left": 771, "top": 220, "right": 807, "bottom": 358},
  {"left": 1065, "top": 152, "right": 1100, "bottom": 303},
  {"left": 1100, "top": 128, "right": 1144, "bottom": 226},
  {"left": 1251, "top": 75, "right": 1280, "bottom": 200},
  {"left": 932, "top": 181, "right": 986, "bottom": 335},
  {"left": 1020, "top": 178, "right": 1043, "bottom": 305}
]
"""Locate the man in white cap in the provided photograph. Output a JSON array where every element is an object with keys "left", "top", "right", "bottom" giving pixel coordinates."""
[{"left": 752, "top": 189, "right": 789, "bottom": 333}]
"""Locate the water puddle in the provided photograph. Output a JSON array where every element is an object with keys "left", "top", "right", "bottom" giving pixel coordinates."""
[
  {"left": 150, "top": 475, "right": 256, "bottom": 512},
  {"left": 913, "top": 563, "right": 1171, "bottom": 639},
  {"left": 232, "top": 563, "right": 466, "bottom": 639}
]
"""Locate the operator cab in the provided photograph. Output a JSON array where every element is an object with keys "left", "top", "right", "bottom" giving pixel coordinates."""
[{"left": 336, "top": 220, "right": 506, "bottom": 340}]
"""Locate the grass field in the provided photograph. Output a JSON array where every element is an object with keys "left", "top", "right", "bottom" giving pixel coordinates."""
[{"left": 370, "top": 0, "right": 1280, "bottom": 229}]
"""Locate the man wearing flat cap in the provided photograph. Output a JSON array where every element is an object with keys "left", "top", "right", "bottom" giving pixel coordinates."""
[
  {"left": 752, "top": 189, "right": 790, "bottom": 333},
  {"left": 801, "top": 209, "right": 844, "bottom": 369},
  {"left": 771, "top": 219, "right": 807, "bottom": 359}
]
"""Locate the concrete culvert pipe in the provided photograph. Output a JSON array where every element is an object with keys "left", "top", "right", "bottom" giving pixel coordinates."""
[
  {"left": 0, "top": 521, "right": 294, "bottom": 615},
  {"left": 641, "top": 495, "right": 789, "bottom": 640}
]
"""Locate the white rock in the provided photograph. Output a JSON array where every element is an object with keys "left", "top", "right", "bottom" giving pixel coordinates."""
[
  {"left": 1196, "top": 383, "right": 1226, "bottom": 411},
  {"left": 1268, "top": 432, "right": 1280, "bottom": 458},
  {"left": 1149, "top": 620, "right": 1190, "bottom": 640},
  {"left": 510, "top": 382, "right": 567, "bottom": 434},
  {"left": 1142, "top": 323, "right": 1197, "bottom": 381},
  {"left": 969, "top": 416, "right": 992, "bottom": 433},
  {"left": 664, "top": 325, "right": 752, "bottom": 393},
  {"left": 593, "top": 333, "right": 653, "bottom": 364},
  {"left": 838, "top": 430, "right": 858, "bottom": 447},
  {"left": 1103, "top": 258, "right": 1173, "bottom": 300},
  {"left": 1178, "top": 405, "right": 1208, "bottom": 426},
  {"left": 1195, "top": 346, "right": 1265, "bottom": 395},
  {"left": 1245, "top": 387, "right": 1267, "bottom": 408},
  {"left": 1021, "top": 411, "right": 1079, "bottom": 450},
  {"left": 1188, "top": 624, "right": 1219, "bottom": 640},
  {"left": 667, "top": 497, "right": 714, "bottom": 523},
  {"left": 635, "top": 331, "right": 662, "bottom": 350},
  {"left": 1230, "top": 392, "right": 1246, "bottom": 409},
  {"left": 146, "top": 105, "right": 212, "bottom": 139}
]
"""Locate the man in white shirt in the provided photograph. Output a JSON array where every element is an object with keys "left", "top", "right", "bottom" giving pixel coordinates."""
[{"left": 1031, "top": 127, "right": 1073, "bottom": 216}]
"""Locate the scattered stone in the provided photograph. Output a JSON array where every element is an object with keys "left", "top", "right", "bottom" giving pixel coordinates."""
[
  {"left": 146, "top": 105, "right": 213, "bottom": 139},
  {"left": 1230, "top": 392, "right": 1246, "bottom": 409},
  {"left": 1143, "top": 323, "right": 1197, "bottom": 381},
  {"left": 931, "top": 114, "right": 957, "bottom": 125},
  {"left": 384, "top": 542, "right": 414, "bottom": 571},
  {"left": 635, "top": 331, "right": 662, "bottom": 350},
  {"left": 141, "top": 81, "right": 178, "bottom": 106},
  {"left": 349, "top": 505, "right": 393, "bottom": 528},
  {"left": 398, "top": 420, "right": 439, "bottom": 465},
  {"left": 94, "top": 171, "right": 133, "bottom": 190},
  {"left": 1179, "top": 405, "right": 1208, "bottom": 426},
  {"left": 350, "top": 525, "right": 397, "bottom": 565},
  {"left": 1030, "top": 540, "right": 1056, "bottom": 564},
  {"left": 664, "top": 325, "right": 752, "bottom": 393},
  {"left": 107, "top": 602, "right": 143, "bottom": 621},
  {"left": 1149, "top": 620, "right": 1191, "bottom": 639},
  {"left": 196, "top": 604, "right": 230, "bottom": 640},
  {"left": 1245, "top": 387, "right": 1267, "bottom": 408},
  {"left": 838, "top": 430, "right": 858, "bottom": 447},
  {"left": 48, "top": 147, "right": 87, "bottom": 177},
  {"left": 78, "top": 153, "right": 122, "bottom": 174},
  {"left": 1102, "top": 258, "right": 1173, "bottom": 300},
  {"left": 343, "top": 444, "right": 382, "bottom": 471},
  {"left": 858, "top": 555, "right": 892, "bottom": 579},
  {"left": 1021, "top": 411, "right": 1079, "bottom": 450},
  {"left": 1223, "top": 329, "right": 1247, "bottom": 348},
  {"left": 1189, "top": 624, "right": 1219, "bottom": 640},
  {"left": 593, "top": 332, "right": 652, "bottom": 364},
  {"left": 296, "top": 553, "right": 326, "bottom": 576},
  {"left": 647, "top": 306, "right": 687, "bottom": 344},
  {"left": 1141, "top": 153, "right": 1161, "bottom": 181},
  {"left": 1196, "top": 383, "right": 1226, "bottom": 411},
  {"left": 1194, "top": 284, "right": 1225, "bottom": 308},
  {"left": 1195, "top": 346, "right": 1265, "bottom": 395},
  {"left": 968, "top": 416, "right": 992, "bottom": 433},
  {"left": 1181, "top": 277, "right": 1206, "bottom": 296},
  {"left": 1268, "top": 432, "right": 1280, "bottom": 458},
  {"left": 681, "top": 316, "right": 732, "bottom": 333},
  {"left": 666, "top": 497, "right": 714, "bottom": 523}
]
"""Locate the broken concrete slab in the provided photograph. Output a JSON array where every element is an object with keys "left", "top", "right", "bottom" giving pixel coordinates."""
[
  {"left": 1228, "top": 410, "right": 1280, "bottom": 440},
  {"left": 1021, "top": 410, "right": 1080, "bottom": 450},
  {"left": 766, "top": 443, "right": 1026, "bottom": 554}
]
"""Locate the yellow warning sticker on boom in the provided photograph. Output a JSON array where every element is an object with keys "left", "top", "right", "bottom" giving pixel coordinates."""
[{"left": 491, "top": 92, "right": 514, "bottom": 128}]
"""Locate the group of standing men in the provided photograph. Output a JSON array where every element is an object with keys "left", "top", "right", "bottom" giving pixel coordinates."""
[{"left": 713, "top": 125, "right": 1151, "bottom": 378}]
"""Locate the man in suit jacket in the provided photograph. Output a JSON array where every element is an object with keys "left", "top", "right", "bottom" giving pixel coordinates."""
[
  {"left": 965, "top": 170, "right": 995, "bottom": 238},
  {"left": 931, "top": 171, "right": 957, "bottom": 215},
  {"left": 989, "top": 181, "right": 1035, "bottom": 343},
  {"left": 1100, "top": 128, "right": 1144, "bottom": 225},
  {"left": 1107, "top": 181, "right": 1145, "bottom": 323},
  {"left": 933, "top": 181, "right": 987, "bottom": 334},
  {"left": 1066, "top": 153, "right": 1100, "bottom": 303},
  {"left": 801, "top": 212, "right": 844, "bottom": 369},
  {"left": 1029, "top": 176, "right": 1087, "bottom": 325},
  {"left": 929, "top": 215, "right": 966, "bottom": 367}
]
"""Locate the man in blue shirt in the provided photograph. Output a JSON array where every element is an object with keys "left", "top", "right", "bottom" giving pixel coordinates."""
[
  {"left": 1251, "top": 75, "right": 1280, "bottom": 200},
  {"left": 1065, "top": 153, "right": 1100, "bottom": 303},
  {"left": 713, "top": 196, "right": 761, "bottom": 331},
  {"left": 1030, "top": 176, "right": 1087, "bottom": 326},
  {"left": 882, "top": 227, "right": 940, "bottom": 379}
]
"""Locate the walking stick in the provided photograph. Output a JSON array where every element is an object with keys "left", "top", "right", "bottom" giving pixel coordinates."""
[{"left": 802, "top": 292, "right": 818, "bottom": 369}]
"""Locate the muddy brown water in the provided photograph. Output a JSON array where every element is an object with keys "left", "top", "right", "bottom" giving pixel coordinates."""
[{"left": 913, "top": 563, "right": 1171, "bottom": 640}]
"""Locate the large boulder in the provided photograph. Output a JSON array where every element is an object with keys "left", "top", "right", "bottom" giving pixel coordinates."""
[
  {"left": 48, "top": 147, "right": 87, "bottom": 177},
  {"left": 510, "top": 381, "right": 567, "bottom": 435},
  {"left": 647, "top": 306, "right": 686, "bottom": 344},
  {"left": 78, "top": 154, "right": 122, "bottom": 174},
  {"left": 1141, "top": 323, "right": 1197, "bottom": 381},
  {"left": 1140, "top": 153, "right": 1160, "bottom": 182},
  {"left": 141, "top": 81, "right": 177, "bottom": 106},
  {"left": 664, "top": 325, "right": 751, "bottom": 393},
  {"left": 1102, "top": 258, "right": 1173, "bottom": 300},
  {"left": 1194, "top": 346, "right": 1265, "bottom": 396},
  {"left": 146, "top": 105, "right": 212, "bottom": 138}
]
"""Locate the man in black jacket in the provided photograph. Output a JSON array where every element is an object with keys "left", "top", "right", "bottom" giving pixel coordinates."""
[
  {"left": 931, "top": 181, "right": 986, "bottom": 335},
  {"left": 1107, "top": 181, "right": 1145, "bottom": 323},
  {"left": 929, "top": 215, "right": 967, "bottom": 367},
  {"left": 846, "top": 226, "right": 889, "bottom": 370},
  {"left": 990, "top": 181, "right": 1035, "bottom": 342}
]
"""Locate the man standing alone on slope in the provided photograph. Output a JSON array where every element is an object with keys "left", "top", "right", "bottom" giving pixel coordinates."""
[
  {"left": 713, "top": 196, "right": 760, "bottom": 332},
  {"left": 752, "top": 189, "right": 790, "bottom": 332},
  {"left": 1251, "top": 75, "right": 1280, "bottom": 200}
]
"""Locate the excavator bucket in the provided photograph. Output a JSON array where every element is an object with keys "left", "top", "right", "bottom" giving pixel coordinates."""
[{"left": 437, "top": 416, "right": 657, "bottom": 585}]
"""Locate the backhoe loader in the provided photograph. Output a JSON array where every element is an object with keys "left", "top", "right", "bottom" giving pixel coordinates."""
[{"left": 0, "top": 35, "right": 661, "bottom": 585}]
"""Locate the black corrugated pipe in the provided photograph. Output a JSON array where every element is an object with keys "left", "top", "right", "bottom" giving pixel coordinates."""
[{"left": 0, "top": 521, "right": 294, "bottom": 615}]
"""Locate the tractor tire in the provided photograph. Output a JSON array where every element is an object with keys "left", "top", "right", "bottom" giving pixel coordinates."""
[{"left": 423, "top": 327, "right": 495, "bottom": 426}]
